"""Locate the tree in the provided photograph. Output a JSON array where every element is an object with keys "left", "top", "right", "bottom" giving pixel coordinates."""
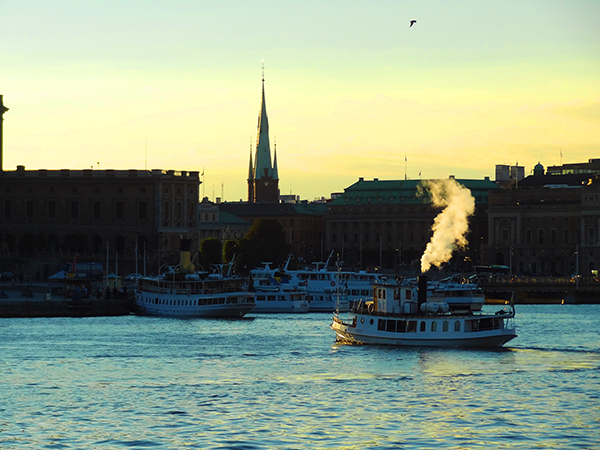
[
  {"left": 222, "top": 239, "right": 239, "bottom": 264},
  {"left": 236, "top": 219, "right": 291, "bottom": 274},
  {"left": 200, "top": 238, "right": 222, "bottom": 268}
]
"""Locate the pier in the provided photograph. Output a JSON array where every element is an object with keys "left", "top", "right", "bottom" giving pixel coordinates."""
[{"left": 480, "top": 277, "right": 600, "bottom": 304}]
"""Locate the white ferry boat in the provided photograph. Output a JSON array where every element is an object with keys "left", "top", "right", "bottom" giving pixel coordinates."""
[
  {"left": 305, "top": 291, "right": 350, "bottom": 312},
  {"left": 331, "top": 276, "right": 516, "bottom": 348},
  {"left": 249, "top": 263, "right": 309, "bottom": 313},
  {"left": 250, "top": 260, "right": 349, "bottom": 312},
  {"left": 253, "top": 252, "right": 386, "bottom": 308},
  {"left": 135, "top": 247, "right": 255, "bottom": 318}
]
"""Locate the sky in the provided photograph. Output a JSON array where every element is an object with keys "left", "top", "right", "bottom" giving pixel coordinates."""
[{"left": 1, "top": 0, "right": 599, "bottom": 202}]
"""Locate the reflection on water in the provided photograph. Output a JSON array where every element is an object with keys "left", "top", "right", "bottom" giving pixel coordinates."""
[{"left": 0, "top": 306, "right": 599, "bottom": 449}]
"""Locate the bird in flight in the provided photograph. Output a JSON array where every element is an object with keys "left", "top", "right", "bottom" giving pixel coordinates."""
[{"left": 410, "top": 20, "right": 417, "bottom": 27}]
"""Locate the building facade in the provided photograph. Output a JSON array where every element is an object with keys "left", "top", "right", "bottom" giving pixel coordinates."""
[
  {"left": 324, "top": 177, "right": 499, "bottom": 271},
  {"left": 487, "top": 169, "right": 600, "bottom": 276},
  {"left": 0, "top": 166, "right": 200, "bottom": 277}
]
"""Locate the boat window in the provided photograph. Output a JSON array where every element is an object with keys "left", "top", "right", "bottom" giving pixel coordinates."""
[
  {"left": 406, "top": 290, "right": 412, "bottom": 300},
  {"left": 442, "top": 321, "right": 449, "bottom": 332},
  {"left": 386, "top": 320, "right": 396, "bottom": 332},
  {"left": 407, "top": 321, "right": 417, "bottom": 333},
  {"left": 420, "top": 321, "right": 426, "bottom": 332},
  {"left": 268, "top": 296, "right": 276, "bottom": 301},
  {"left": 431, "top": 321, "right": 437, "bottom": 332},
  {"left": 396, "top": 320, "right": 406, "bottom": 332},
  {"left": 378, "top": 319, "right": 386, "bottom": 331},
  {"left": 369, "top": 319, "right": 374, "bottom": 325},
  {"left": 278, "top": 296, "right": 285, "bottom": 301},
  {"left": 454, "top": 321, "right": 461, "bottom": 332}
]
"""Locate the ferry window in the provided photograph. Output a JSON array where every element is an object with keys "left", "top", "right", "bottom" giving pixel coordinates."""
[
  {"left": 369, "top": 319, "right": 374, "bottom": 325},
  {"left": 454, "top": 321, "right": 461, "bottom": 332},
  {"left": 431, "top": 321, "right": 437, "bottom": 332},
  {"left": 278, "top": 296, "right": 285, "bottom": 301},
  {"left": 442, "top": 321, "right": 449, "bottom": 332},
  {"left": 406, "top": 290, "right": 412, "bottom": 300},
  {"left": 378, "top": 319, "right": 385, "bottom": 331},
  {"left": 420, "top": 321, "right": 426, "bottom": 332},
  {"left": 386, "top": 320, "right": 396, "bottom": 332},
  {"left": 268, "top": 296, "right": 276, "bottom": 301},
  {"left": 407, "top": 321, "right": 417, "bottom": 333},
  {"left": 397, "top": 321, "right": 406, "bottom": 332}
]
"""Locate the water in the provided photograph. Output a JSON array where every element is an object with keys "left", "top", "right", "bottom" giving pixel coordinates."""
[{"left": 1, "top": 305, "right": 599, "bottom": 449}]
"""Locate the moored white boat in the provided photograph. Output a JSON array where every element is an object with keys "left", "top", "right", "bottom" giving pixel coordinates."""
[
  {"left": 249, "top": 263, "right": 309, "bottom": 313},
  {"left": 331, "top": 276, "right": 517, "bottom": 348},
  {"left": 135, "top": 243, "right": 255, "bottom": 318},
  {"left": 306, "top": 291, "right": 350, "bottom": 312}
]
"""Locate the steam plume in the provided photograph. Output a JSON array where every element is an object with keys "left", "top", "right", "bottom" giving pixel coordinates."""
[{"left": 420, "top": 178, "right": 475, "bottom": 273}]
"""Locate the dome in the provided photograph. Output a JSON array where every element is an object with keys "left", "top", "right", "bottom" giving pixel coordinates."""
[{"left": 533, "top": 161, "right": 545, "bottom": 176}]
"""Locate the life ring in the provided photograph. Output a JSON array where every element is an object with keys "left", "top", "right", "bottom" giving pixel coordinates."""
[
  {"left": 331, "top": 281, "right": 335, "bottom": 287},
  {"left": 368, "top": 304, "right": 374, "bottom": 313}
]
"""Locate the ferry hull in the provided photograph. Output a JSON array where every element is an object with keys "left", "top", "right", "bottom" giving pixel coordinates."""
[
  {"left": 135, "top": 301, "right": 255, "bottom": 318},
  {"left": 331, "top": 314, "right": 517, "bottom": 349}
]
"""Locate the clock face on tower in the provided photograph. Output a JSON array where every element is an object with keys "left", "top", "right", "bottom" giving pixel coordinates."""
[{"left": 263, "top": 180, "right": 270, "bottom": 187}]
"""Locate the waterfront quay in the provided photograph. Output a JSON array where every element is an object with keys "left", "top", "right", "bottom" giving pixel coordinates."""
[
  {"left": 0, "top": 284, "right": 132, "bottom": 318},
  {"left": 480, "top": 276, "right": 600, "bottom": 304}
]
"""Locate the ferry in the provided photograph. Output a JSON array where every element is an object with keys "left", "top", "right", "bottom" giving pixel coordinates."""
[
  {"left": 135, "top": 243, "right": 255, "bottom": 318},
  {"left": 250, "top": 259, "right": 350, "bottom": 312},
  {"left": 249, "top": 263, "right": 309, "bottom": 313},
  {"left": 331, "top": 276, "right": 516, "bottom": 348},
  {"left": 251, "top": 252, "right": 386, "bottom": 308}
]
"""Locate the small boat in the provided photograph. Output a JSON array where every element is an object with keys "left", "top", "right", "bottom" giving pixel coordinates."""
[
  {"left": 249, "top": 262, "right": 309, "bottom": 313},
  {"left": 135, "top": 243, "right": 255, "bottom": 318},
  {"left": 331, "top": 276, "right": 517, "bottom": 348}
]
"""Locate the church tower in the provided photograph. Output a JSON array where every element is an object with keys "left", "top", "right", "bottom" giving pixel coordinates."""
[{"left": 248, "top": 66, "right": 279, "bottom": 203}]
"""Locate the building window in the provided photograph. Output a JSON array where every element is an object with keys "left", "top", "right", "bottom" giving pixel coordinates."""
[
  {"left": 538, "top": 229, "right": 544, "bottom": 245},
  {"left": 95, "top": 186, "right": 101, "bottom": 194},
  {"left": 140, "top": 187, "right": 146, "bottom": 194},
  {"left": 71, "top": 201, "right": 79, "bottom": 218},
  {"left": 589, "top": 227, "right": 596, "bottom": 245},
  {"left": 94, "top": 201, "right": 102, "bottom": 219},
  {"left": 163, "top": 203, "right": 169, "bottom": 220},
  {"left": 116, "top": 201, "right": 124, "bottom": 219},
  {"left": 117, "top": 187, "right": 123, "bottom": 194},
  {"left": 525, "top": 229, "right": 532, "bottom": 245},
  {"left": 563, "top": 229, "right": 570, "bottom": 245},
  {"left": 501, "top": 229, "right": 509, "bottom": 245},
  {"left": 48, "top": 201, "right": 56, "bottom": 218},
  {"left": 26, "top": 201, "right": 34, "bottom": 218},
  {"left": 72, "top": 186, "right": 78, "bottom": 193},
  {"left": 139, "top": 202, "right": 147, "bottom": 220},
  {"left": 4, "top": 200, "right": 12, "bottom": 218}
]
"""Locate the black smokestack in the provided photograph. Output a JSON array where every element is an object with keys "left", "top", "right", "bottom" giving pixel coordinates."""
[{"left": 417, "top": 275, "right": 427, "bottom": 307}]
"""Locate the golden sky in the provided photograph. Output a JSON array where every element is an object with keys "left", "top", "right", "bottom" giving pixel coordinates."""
[{"left": 2, "top": 0, "right": 599, "bottom": 201}]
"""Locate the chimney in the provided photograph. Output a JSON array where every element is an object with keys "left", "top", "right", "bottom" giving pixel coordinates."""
[
  {"left": 417, "top": 275, "right": 428, "bottom": 308},
  {"left": 0, "top": 95, "right": 9, "bottom": 172}
]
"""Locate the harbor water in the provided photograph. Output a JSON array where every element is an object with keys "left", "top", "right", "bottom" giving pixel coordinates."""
[{"left": 1, "top": 305, "right": 599, "bottom": 449}]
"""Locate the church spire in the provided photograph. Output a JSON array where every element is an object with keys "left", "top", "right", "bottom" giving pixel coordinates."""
[
  {"left": 254, "top": 61, "right": 272, "bottom": 179},
  {"left": 272, "top": 137, "right": 279, "bottom": 180}
]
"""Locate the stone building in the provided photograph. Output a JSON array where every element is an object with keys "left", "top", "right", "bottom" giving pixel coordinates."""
[
  {"left": 324, "top": 177, "right": 499, "bottom": 271},
  {"left": 0, "top": 166, "right": 200, "bottom": 277},
  {"left": 487, "top": 164, "right": 600, "bottom": 276}
]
